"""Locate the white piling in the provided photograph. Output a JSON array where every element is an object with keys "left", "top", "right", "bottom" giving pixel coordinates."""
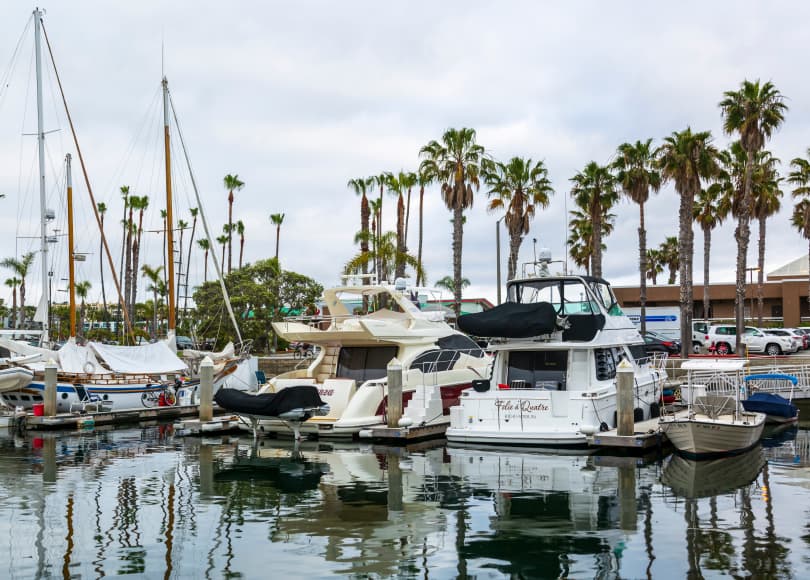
[
  {"left": 44, "top": 358, "right": 58, "bottom": 417},
  {"left": 616, "top": 358, "right": 635, "bottom": 437},
  {"left": 387, "top": 358, "right": 403, "bottom": 428},
  {"left": 199, "top": 356, "right": 214, "bottom": 422}
]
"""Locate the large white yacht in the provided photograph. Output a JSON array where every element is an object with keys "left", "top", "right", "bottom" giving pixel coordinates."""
[
  {"left": 446, "top": 270, "right": 666, "bottom": 448},
  {"left": 248, "top": 282, "right": 490, "bottom": 437}
]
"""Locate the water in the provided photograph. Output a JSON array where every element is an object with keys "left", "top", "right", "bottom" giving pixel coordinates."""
[{"left": 1, "top": 424, "right": 808, "bottom": 579}]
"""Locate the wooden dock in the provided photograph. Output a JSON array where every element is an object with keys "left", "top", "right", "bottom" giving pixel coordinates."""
[
  {"left": 24, "top": 404, "right": 213, "bottom": 431},
  {"left": 174, "top": 415, "right": 245, "bottom": 436},
  {"left": 588, "top": 411, "right": 687, "bottom": 451},
  {"left": 364, "top": 421, "right": 449, "bottom": 443}
]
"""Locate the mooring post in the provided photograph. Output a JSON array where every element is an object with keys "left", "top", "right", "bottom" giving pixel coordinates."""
[
  {"left": 387, "top": 358, "right": 403, "bottom": 428},
  {"left": 616, "top": 358, "right": 635, "bottom": 437},
  {"left": 199, "top": 355, "right": 214, "bottom": 422},
  {"left": 44, "top": 358, "right": 58, "bottom": 417}
]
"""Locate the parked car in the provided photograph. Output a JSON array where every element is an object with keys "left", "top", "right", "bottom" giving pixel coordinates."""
[
  {"left": 785, "top": 328, "right": 810, "bottom": 350},
  {"left": 764, "top": 329, "right": 801, "bottom": 353},
  {"left": 692, "top": 321, "right": 709, "bottom": 353},
  {"left": 704, "top": 325, "right": 793, "bottom": 356},
  {"left": 175, "top": 335, "right": 195, "bottom": 351},
  {"left": 643, "top": 331, "right": 681, "bottom": 355}
]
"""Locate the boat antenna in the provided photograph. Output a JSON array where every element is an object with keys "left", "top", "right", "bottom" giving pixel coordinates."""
[{"left": 168, "top": 93, "right": 243, "bottom": 343}]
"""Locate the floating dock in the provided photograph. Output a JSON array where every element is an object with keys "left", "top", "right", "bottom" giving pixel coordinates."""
[
  {"left": 174, "top": 415, "right": 244, "bottom": 436},
  {"left": 588, "top": 411, "right": 687, "bottom": 451},
  {"left": 362, "top": 421, "right": 450, "bottom": 443},
  {"left": 23, "top": 404, "right": 209, "bottom": 431}
]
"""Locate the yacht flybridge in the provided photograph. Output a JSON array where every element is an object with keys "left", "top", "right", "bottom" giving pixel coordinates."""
[
  {"left": 230, "top": 283, "right": 490, "bottom": 438},
  {"left": 446, "top": 272, "right": 666, "bottom": 448}
]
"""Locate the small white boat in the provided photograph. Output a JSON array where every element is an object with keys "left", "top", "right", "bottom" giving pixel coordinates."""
[
  {"left": 659, "top": 359, "right": 766, "bottom": 457},
  {"left": 0, "top": 366, "right": 34, "bottom": 393}
]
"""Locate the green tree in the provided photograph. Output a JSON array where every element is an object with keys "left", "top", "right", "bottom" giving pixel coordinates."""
[
  {"left": 118, "top": 185, "right": 130, "bottom": 301},
  {"left": 184, "top": 207, "right": 199, "bottom": 315},
  {"left": 694, "top": 184, "right": 731, "bottom": 320},
  {"left": 141, "top": 264, "right": 164, "bottom": 338},
  {"left": 197, "top": 238, "right": 211, "bottom": 283},
  {"left": 345, "top": 231, "right": 424, "bottom": 285},
  {"left": 569, "top": 161, "right": 618, "bottom": 278},
  {"left": 129, "top": 195, "right": 149, "bottom": 322},
  {"left": 347, "top": 177, "right": 372, "bottom": 281},
  {"left": 567, "top": 208, "right": 615, "bottom": 276},
  {"left": 236, "top": 220, "right": 246, "bottom": 269},
  {"left": 646, "top": 248, "right": 664, "bottom": 285},
  {"left": 419, "top": 128, "right": 486, "bottom": 316},
  {"left": 658, "top": 236, "right": 680, "bottom": 285},
  {"left": 75, "top": 280, "right": 91, "bottom": 339},
  {"left": 719, "top": 79, "right": 787, "bottom": 349},
  {"left": 176, "top": 219, "right": 189, "bottom": 310},
  {"left": 613, "top": 139, "right": 661, "bottom": 334},
  {"left": 1, "top": 252, "right": 35, "bottom": 328},
  {"left": 788, "top": 149, "right": 810, "bottom": 309},
  {"left": 97, "top": 201, "right": 108, "bottom": 317},
  {"left": 751, "top": 152, "right": 782, "bottom": 324},
  {"left": 223, "top": 173, "right": 245, "bottom": 274},
  {"left": 217, "top": 233, "right": 229, "bottom": 271},
  {"left": 4, "top": 277, "right": 19, "bottom": 328},
  {"left": 435, "top": 275, "right": 469, "bottom": 294},
  {"left": 658, "top": 128, "right": 720, "bottom": 356},
  {"left": 270, "top": 213, "right": 285, "bottom": 262},
  {"left": 484, "top": 156, "right": 553, "bottom": 281},
  {"left": 415, "top": 166, "right": 436, "bottom": 286}
]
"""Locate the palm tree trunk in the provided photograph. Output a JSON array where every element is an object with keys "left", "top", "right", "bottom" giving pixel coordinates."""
[
  {"left": 417, "top": 186, "right": 424, "bottom": 286},
  {"left": 239, "top": 234, "right": 244, "bottom": 269},
  {"left": 677, "top": 187, "right": 694, "bottom": 358},
  {"left": 10, "top": 286, "right": 17, "bottom": 329},
  {"left": 129, "top": 239, "right": 139, "bottom": 325},
  {"left": 203, "top": 249, "right": 209, "bottom": 283},
  {"left": 703, "top": 226, "right": 711, "bottom": 322},
  {"left": 638, "top": 203, "right": 647, "bottom": 335},
  {"left": 452, "top": 206, "right": 463, "bottom": 317},
  {"left": 19, "top": 281, "right": 26, "bottom": 329},
  {"left": 404, "top": 186, "right": 412, "bottom": 248},
  {"left": 275, "top": 224, "right": 281, "bottom": 262},
  {"left": 378, "top": 183, "right": 384, "bottom": 281},
  {"left": 227, "top": 190, "right": 234, "bottom": 274},
  {"left": 152, "top": 289, "right": 158, "bottom": 339},
  {"left": 757, "top": 215, "right": 766, "bottom": 326},
  {"left": 184, "top": 217, "right": 197, "bottom": 315},
  {"left": 124, "top": 216, "right": 133, "bottom": 320},
  {"left": 591, "top": 198, "right": 602, "bottom": 278},
  {"left": 395, "top": 194, "right": 405, "bottom": 279},
  {"left": 176, "top": 229, "right": 184, "bottom": 311},
  {"left": 100, "top": 217, "right": 108, "bottom": 318},
  {"left": 735, "top": 153, "right": 755, "bottom": 352},
  {"left": 507, "top": 228, "right": 521, "bottom": 281}
]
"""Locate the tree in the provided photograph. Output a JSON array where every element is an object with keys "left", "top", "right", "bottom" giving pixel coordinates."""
[
  {"left": 419, "top": 128, "right": 486, "bottom": 316},
  {"left": 347, "top": 177, "right": 372, "bottom": 281},
  {"left": 197, "top": 239, "right": 211, "bottom": 283},
  {"left": 236, "top": 220, "right": 246, "bottom": 269},
  {"left": 658, "top": 236, "right": 680, "bottom": 285},
  {"left": 217, "top": 233, "right": 229, "bottom": 271},
  {"left": 569, "top": 161, "right": 618, "bottom": 278},
  {"left": 176, "top": 219, "right": 189, "bottom": 309},
  {"left": 386, "top": 171, "right": 409, "bottom": 280},
  {"left": 788, "top": 149, "right": 810, "bottom": 309},
  {"left": 415, "top": 166, "right": 436, "bottom": 286},
  {"left": 484, "top": 156, "right": 554, "bottom": 281},
  {"left": 751, "top": 152, "right": 782, "bottom": 324},
  {"left": 118, "top": 185, "right": 130, "bottom": 301},
  {"left": 129, "top": 195, "right": 150, "bottom": 322},
  {"left": 1, "top": 252, "right": 35, "bottom": 328},
  {"left": 75, "top": 280, "right": 91, "bottom": 339},
  {"left": 646, "top": 249, "right": 664, "bottom": 285},
  {"left": 401, "top": 171, "right": 417, "bottom": 251},
  {"left": 270, "top": 213, "right": 285, "bottom": 263},
  {"left": 567, "top": 208, "right": 615, "bottom": 275},
  {"left": 658, "top": 128, "right": 720, "bottom": 357},
  {"left": 4, "top": 277, "right": 18, "bottom": 328},
  {"left": 370, "top": 172, "right": 392, "bottom": 280},
  {"left": 223, "top": 174, "right": 245, "bottom": 274},
  {"left": 435, "top": 275, "right": 469, "bottom": 294},
  {"left": 184, "top": 207, "right": 199, "bottom": 315},
  {"left": 720, "top": 80, "right": 787, "bottom": 351},
  {"left": 122, "top": 191, "right": 134, "bottom": 325},
  {"left": 345, "top": 231, "right": 425, "bottom": 285},
  {"left": 613, "top": 139, "right": 661, "bottom": 334},
  {"left": 141, "top": 264, "right": 164, "bottom": 338},
  {"left": 694, "top": 184, "right": 731, "bottom": 320},
  {"left": 97, "top": 202, "right": 108, "bottom": 317}
]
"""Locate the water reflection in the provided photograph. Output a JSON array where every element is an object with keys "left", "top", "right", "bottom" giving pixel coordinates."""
[{"left": 0, "top": 425, "right": 808, "bottom": 578}]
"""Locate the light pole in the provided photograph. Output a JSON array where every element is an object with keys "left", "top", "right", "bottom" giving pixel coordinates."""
[
  {"left": 746, "top": 266, "right": 760, "bottom": 324},
  {"left": 496, "top": 216, "right": 505, "bottom": 304}
]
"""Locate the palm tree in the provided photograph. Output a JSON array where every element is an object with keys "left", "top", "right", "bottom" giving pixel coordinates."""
[
  {"left": 658, "top": 128, "right": 720, "bottom": 356},
  {"left": 347, "top": 178, "right": 371, "bottom": 280},
  {"left": 216, "top": 234, "right": 229, "bottom": 271},
  {"left": 123, "top": 192, "right": 135, "bottom": 321},
  {"left": 4, "top": 277, "right": 19, "bottom": 328},
  {"left": 223, "top": 174, "right": 245, "bottom": 274},
  {"left": 386, "top": 171, "right": 409, "bottom": 280},
  {"left": 184, "top": 207, "right": 199, "bottom": 315},
  {"left": 1, "top": 252, "right": 35, "bottom": 328},
  {"left": 141, "top": 264, "right": 164, "bottom": 338},
  {"left": 415, "top": 166, "right": 435, "bottom": 286},
  {"left": 236, "top": 220, "right": 246, "bottom": 269},
  {"left": 197, "top": 239, "right": 211, "bottom": 283},
  {"left": 658, "top": 236, "right": 680, "bottom": 285},
  {"left": 96, "top": 202, "right": 109, "bottom": 318},
  {"left": 176, "top": 219, "right": 189, "bottom": 309},
  {"left": 418, "top": 128, "right": 486, "bottom": 316},
  {"left": 646, "top": 249, "right": 664, "bottom": 285},
  {"left": 345, "top": 231, "right": 424, "bottom": 285},
  {"left": 484, "top": 157, "right": 554, "bottom": 281},
  {"left": 719, "top": 80, "right": 787, "bottom": 348},
  {"left": 75, "top": 281, "right": 91, "bottom": 339},
  {"left": 569, "top": 161, "right": 618, "bottom": 278},
  {"left": 371, "top": 172, "right": 392, "bottom": 279},
  {"left": 613, "top": 139, "right": 661, "bottom": 334},
  {"left": 567, "top": 208, "right": 615, "bottom": 275},
  {"left": 435, "top": 275, "right": 469, "bottom": 294},
  {"left": 269, "top": 213, "right": 285, "bottom": 262},
  {"left": 400, "top": 171, "right": 417, "bottom": 250},
  {"left": 129, "top": 195, "right": 149, "bottom": 321},
  {"left": 751, "top": 152, "right": 782, "bottom": 325},
  {"left": 694, "top": 185, "right": 731, "bottom": 320},
  {"left": 118, "top": 185, "right": 130, "bottom": 298},
  {"left": 788, "top": 149, "right": 810, "bottom": 308}
]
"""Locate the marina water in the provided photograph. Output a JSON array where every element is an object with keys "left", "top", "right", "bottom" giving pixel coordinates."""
[{"left": 1, "top": 423, "right": 807, "bottom": 578}]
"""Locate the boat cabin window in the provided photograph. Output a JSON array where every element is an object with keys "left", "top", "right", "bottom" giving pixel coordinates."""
[
  {"left": 589, "top": 282, "right": 622, "bottom": 316},
  {"left": 628, "top": 344, "right": 647, "bottom": 363},
  {"left": 337, "top": 346, "right": 399, "bottom": 383},
  {"left": 506, "top": 351, "right": 567, "bottom": 390},
  {"left": 410, "top": 334, "right": 485, "bottom": 373},
  {"left": 595, "top": 347, "right": 624, "bottom": 380},
  {"left": 507, "top": 279, "right": 599, "bottom": 316}
]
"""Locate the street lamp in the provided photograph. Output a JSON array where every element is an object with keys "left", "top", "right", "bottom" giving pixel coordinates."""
[
  {"left": 495, "top": 216, "right": 505, "bottom": 304},
  {"left": 746, "top": 266, "right": 760, "bottom": 323}
]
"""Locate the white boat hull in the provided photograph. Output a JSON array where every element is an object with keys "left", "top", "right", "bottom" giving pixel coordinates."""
[
  {"left": 0, "top": 367, "right": 34, "bottom": 393},
  {"left": 659, "top": 412, "right": 766, "bottom": 457}
]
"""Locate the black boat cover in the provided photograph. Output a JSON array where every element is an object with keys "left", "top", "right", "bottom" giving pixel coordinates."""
[
  {"left": 457, "top": 301, "right": 559, "bottom": 338},
  {"left": 214, "top": 386, "right": 326, "bottom": 418}
]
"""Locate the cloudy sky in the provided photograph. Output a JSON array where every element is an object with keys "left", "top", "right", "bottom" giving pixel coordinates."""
[{"left": 1, "top": 1, "right": 809, "bottom": 311}]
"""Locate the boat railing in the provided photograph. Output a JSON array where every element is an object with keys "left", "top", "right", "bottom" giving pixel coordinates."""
[
  {"left": 236, "top": 339, "right": 253, "bottom": 357},
  {"left": 744, "top": 362, "right": 810, "bottom": 395}
]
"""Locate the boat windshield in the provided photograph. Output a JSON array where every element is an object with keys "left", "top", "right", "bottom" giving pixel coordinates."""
[{"left": 507, "top": 278, "right": 622, "bottom": 316}]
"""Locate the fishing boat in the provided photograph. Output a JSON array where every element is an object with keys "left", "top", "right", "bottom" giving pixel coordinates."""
[
  {"left": 445, "top": 266, "right": 666, "bottom": 448},
  {"left": 741, "top": 373, "right": 799, "bottom": 424},
  {"left": 659, "top": 359, "right": 766, "bottom": 457},
  {"left": 232, "top": 281, "right": 490, "bottom": 437}
]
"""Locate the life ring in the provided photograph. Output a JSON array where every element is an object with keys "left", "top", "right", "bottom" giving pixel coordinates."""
[{"left": 83, "top": 361, "right": 96, "bottom": 374}]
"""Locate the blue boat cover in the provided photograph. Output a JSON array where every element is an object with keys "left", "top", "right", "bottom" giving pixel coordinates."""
[{"left": 742, "top": 392, "right": 798, "bottom": 419}]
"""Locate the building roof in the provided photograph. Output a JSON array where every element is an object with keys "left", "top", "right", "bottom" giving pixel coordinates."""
[{"left": 768, "top": 255, "right": 808, "bottom": 280}]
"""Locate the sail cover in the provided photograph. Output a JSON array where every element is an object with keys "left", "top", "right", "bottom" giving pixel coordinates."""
[
  {"left": 58, "top": 339, "right": 111, "bottom": 375},
  {"left": 457, "top": 302, "right": 559, "bottom": 338},
  {"left": 89, "top": 341, "right": 188, "bottom": 374}
]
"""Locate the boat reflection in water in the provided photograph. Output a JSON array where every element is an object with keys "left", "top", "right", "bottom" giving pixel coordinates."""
[{"left": 660, "top": 446, "right": 766, "bottom": 498}]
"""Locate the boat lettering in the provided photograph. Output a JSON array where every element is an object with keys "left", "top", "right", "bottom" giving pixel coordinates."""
[
  {"left": 495, "top": 400, "right": 550, "bottom": 413},
  {"left": 318, "top": 389, "right": 334, "bottom": 397}
]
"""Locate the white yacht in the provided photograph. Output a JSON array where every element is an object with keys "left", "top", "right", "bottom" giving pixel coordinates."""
[
  {"left": 446, "top": 272, "right": 666, "bottom": 448},
  {"left": 244, "top": 283, "right": 490, "bottom": 437}
]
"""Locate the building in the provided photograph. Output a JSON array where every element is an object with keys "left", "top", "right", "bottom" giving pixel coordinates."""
[{"left": 612, "top": 256, "right": 810, "bottom": 327}]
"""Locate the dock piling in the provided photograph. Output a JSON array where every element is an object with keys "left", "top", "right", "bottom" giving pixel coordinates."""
[
  {"left": 199, "top": 356, "right": 213, "bottom": 422},
  {"left": 387, "top": 358, "right": 403, "bottom": 428},
  {"left": 44, "top": 358, "right": 57, "bottom": 417},
  {"left": 617, "top": 358, "right": 635, "bottom": 437}
]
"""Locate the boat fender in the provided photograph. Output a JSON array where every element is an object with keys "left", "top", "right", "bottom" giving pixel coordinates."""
[
  {"left": 649, "top": 402, "right": 660, "bottom": 418},
  {"left": 358, "top": 429, "right": 373, "bottom": 439},
  {"left": 599, "top": 422, "right": 609, "bottom": 432},
  {"left": 83, "top": 361, "right": 96, "bottom": 374}
]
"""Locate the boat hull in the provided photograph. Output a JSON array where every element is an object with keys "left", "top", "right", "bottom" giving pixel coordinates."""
[
  {"left": 0, "top": 367, "right": 34, "bottom": 393},
  {"left": 659, "top": 412, "right": 766, "bottom": 458}
]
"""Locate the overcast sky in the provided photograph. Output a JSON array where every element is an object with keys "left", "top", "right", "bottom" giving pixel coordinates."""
[{"left": 1, "top": 1, "right": 809, "bottom": 311}]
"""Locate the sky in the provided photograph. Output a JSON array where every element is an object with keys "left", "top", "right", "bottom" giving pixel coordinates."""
[{"left": 1, "top": 1, "right": 809, "bottom": 312}]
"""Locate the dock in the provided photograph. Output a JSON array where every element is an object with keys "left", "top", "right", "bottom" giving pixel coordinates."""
[
  {"left": 23, "top": 404, "right": 213, "bottom": 431},
  {"left": 174, "top": 414, "right": 245, "bottom": 436},
  {"left": 588, "top": 410, "right": 687, "bottom": 451},
  {"left": 362, "top": 421, "right": 449, "bottom": 443}
]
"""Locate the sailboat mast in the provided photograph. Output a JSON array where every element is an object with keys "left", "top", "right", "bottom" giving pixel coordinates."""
[
  {"left": 34, "top": 8, "right": 50, "bottom": 344},
  {"left": 66, "top": 154, "right": 76, "bottom": 337},
  {"left": 163, "top": 77, "right": 177, "bottom": 333}
]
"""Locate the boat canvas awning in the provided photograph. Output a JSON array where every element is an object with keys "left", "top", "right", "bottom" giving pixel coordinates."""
[
  {"left": 90, "top": 341, "right": 188, "bottom": 374},
  {"left": 58, "top": 339, "right": 111, "bottom": 375}
]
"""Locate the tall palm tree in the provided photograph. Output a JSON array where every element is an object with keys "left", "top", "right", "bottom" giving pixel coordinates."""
[
  {"left": 176, "top": 219, "right": 189, "bottom": 309},
  {"left": 141, "top": 264, "right": 164, "bottom": 338},
  {"left": 567, "top": 208, "right": 615, "bottom": 276},
  {"left": 97, "top": 202, "right": 108, "bottom": 318},
  {"left": 1, "top": 252, "right": 35, "bottom": 328},
  {"left": 4, "top": 277, "right": 18, "bottom": 328},
  {"left": 613, "top": 139, "right": 661, "bottom": 334},
  {"left": 694, "top": 185, "right": 731, "bottom": 320},
  {"left": 719, "top": 79, "right": 787, "bottom": 348},
  {"left": 400, "top": 170, "right": 417, "bottom": 250},
  {"left": 483, "top": 157, "right": 554, "bottom": 280},
  {"left": 129, "top": 195, "right": 149, "bottom": 321},
  {"left": 386, "top": 171, "right": 408, "bottom": 280},
  {"left": 418, "top": 128, "right": 486, "bottom": 316},
  {"left": 197, "top": 239, "right": 211, "bottom": 283},
  {"left": 236, "top": 220, "right": 246, "bottom": 269},
  {"left": 788, "top": 149, "right": 810, "bottom": 309},
  {"left": 184, "top": 207, "right": 199, "bottom": 315},
  {"left": 123, "top": 192, "right": 135, "bottom": 321},
  {"left": 216, "top": 234, "right": 229, "bottom": 271},
  {"left": 658, "top": 236, "right": 680, "bottom": 285},
  {"left": 658, "top": 128, "right": 720, "bottom": 356},
  {"left": 223, "top": 174, "right": 245, "bottom": 274},
  {"left": 569, "top": 161, "right": 618, "bottom": 279},
  {"left": 646, "top": 249, "right": 664, "bottom": 285},
  {"left": 347, "top": 178, "right": 372, "bottom": 281},
  {"left": 75, "top": 281, "right": 91, "bottom": 339},
  {"left": 118, "top": 185, "right": 130, "bottom": 299},
  {"left": 751, "top": 152, "right": 782, "bottom": 325},
  {"left": 415, "top": 166, "right": 436, "bottom": 286},
  {"left": 270, "top": 213, "right": 285, "bottom": 262},
  {"left": 368, "top": 197, "right": 382, "bottom": 279}
]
